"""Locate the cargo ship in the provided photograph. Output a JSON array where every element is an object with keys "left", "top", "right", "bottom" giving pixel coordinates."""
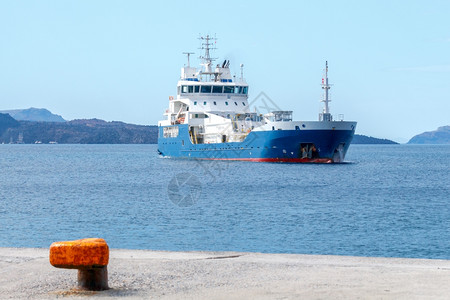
[{"left": 157, "top": 36, "right": 356, "bottom": 163}]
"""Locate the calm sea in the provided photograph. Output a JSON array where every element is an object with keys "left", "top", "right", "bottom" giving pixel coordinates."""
[{"left": 0, "top": 144, "right": 449, "bottom": 259}]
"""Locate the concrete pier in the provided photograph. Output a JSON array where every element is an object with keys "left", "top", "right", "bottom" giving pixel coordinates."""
[{"left": 0, "top": 247, "right": 449, "bottom": 299}]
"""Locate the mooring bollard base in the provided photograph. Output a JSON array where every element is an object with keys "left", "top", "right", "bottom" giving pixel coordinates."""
[
  {"left": 77, "top": 267, "right": 109, "bottom": 291},
  {"left": 50, "top": 238, "right": 110, "bottom": 291}
]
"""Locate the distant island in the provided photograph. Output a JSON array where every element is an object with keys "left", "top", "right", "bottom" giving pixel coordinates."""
[
  {"left": 1, "top": 108, "right": 398, "bottom": 144},
  {"left": 408, "top": 126, "right": 450, "bottom": 144},
  {"left": 351, "top": 134, "right": 398, "bottom": 144},
  {"left": 0, "top": 113, "right": 157, "bottom": 144}
]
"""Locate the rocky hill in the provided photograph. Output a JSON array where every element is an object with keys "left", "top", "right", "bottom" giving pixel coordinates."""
[
  {"left": 0, "top": 113, "right": 20, "bottom": 135},
  {"left": 0, "top": 115, "right": 157, "bottom": 144},
  {"left": 408, "top": 126, "right": 450, "bottom": 144},
  {"left": 0, "top": 108, "right": 66, "bottom": 122},
  {"left": 352, "top": 134, "right": 398, "bottom": 144}
]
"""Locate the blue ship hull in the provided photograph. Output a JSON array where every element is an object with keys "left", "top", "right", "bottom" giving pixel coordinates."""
[{"left": 158, "top": 125, "right": 355, "bottom": 163}]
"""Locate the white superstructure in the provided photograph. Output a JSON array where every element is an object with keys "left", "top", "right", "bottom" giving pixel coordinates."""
[{"left": 159, "top": 35, "right": 264, "bottom": 144}]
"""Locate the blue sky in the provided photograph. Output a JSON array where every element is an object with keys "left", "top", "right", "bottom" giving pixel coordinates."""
[{"left": 1, "top": 1, "right": 449, "bottom": 142}]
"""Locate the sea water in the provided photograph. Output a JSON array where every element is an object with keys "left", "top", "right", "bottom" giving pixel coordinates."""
[{"left": 0, "top": 144, "right": 448, "bottom": 259}]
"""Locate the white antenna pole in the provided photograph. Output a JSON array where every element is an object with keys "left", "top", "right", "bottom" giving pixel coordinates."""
[
  {"left": 320, "top": 61, "right": 332, "bottom": 121},
  {"left": 240, "top": 64, "right": 244, "bottom": 81},
  {"left": 183, "top": 52, "right": 194, "bottom": 67}
]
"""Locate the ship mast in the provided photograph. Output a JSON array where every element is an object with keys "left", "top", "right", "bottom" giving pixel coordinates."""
[
  {"left": 320, "top": 61, "right": 332, "bottom": 121},
  {"left": 198, "top": 35, "right": 217, "bottom": 74}
]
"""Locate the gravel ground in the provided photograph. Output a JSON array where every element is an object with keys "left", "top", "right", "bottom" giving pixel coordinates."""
[{"left": 1, "top": 247, "right": 449, "bottom": 299}]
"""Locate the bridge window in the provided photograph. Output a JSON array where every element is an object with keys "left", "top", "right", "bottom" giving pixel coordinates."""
[
  {"left": 233, "top": 86, "right": 248, "bottom": 94},
  {"left": 234, "top": 102, "right": 238, "bottom": 105},
  {"left": 224, "top": 86, "right": 234, "bottom": 93},
  {"left": 212, "top": 86, "right": 223, "bottom": 93},
  {"left": 194, "top": 101, "right": 197, "bottom": 105},
  {"left": 242, "top": 102, "right": 246, "bottom": 106},
  {"left": 236, "top": 86, "right": 248, "bottom": 94},
  {"left": 180, "top": 85, "right": 201, "bottom": 94},
  {"left": 201, "top": 86, "right": 212, "bottom": 93},
  {"left": 225, "top": 101, "right": 229, "bottom": 105},
  {"left": 213, "top": 101, "right": 217, "bottom": 105},
  {"left": 203, "top": 101, "right": 207, "bottom": 105}
]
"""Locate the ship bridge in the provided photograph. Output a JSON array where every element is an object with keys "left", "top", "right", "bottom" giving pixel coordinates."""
[
  {"left": 163, "top": 36, "right": 250, "bottom": 121},
  {"left": 159, "top": 34, "right": 257, "bottom": 143}
]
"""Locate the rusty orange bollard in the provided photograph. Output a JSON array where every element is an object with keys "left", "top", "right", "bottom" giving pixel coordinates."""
[{"left": 49, "top": 238, "right": 109, "bottom": 291}]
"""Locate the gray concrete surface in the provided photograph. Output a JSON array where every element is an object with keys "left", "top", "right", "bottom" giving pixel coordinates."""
[{"left": 0, "top": 247, "right": 449, "bottom": 299}]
